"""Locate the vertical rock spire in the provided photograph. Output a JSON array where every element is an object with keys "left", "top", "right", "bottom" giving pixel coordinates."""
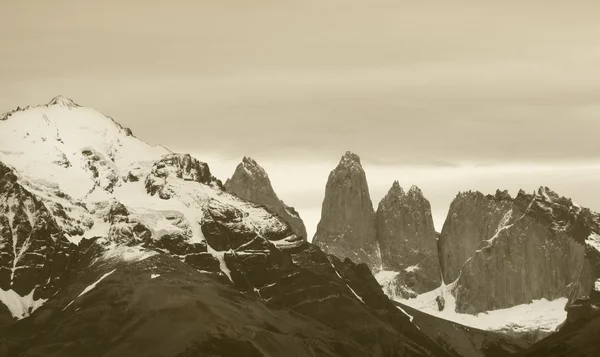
[
  {"left": 312, "top": 151, "right": 380, "bottom": 269},
  {"left": 225, "top": 156, "right": 307, "bottom": 239},
  {"left": 376, "top": 182, "right": 441, "bottom": 294}
]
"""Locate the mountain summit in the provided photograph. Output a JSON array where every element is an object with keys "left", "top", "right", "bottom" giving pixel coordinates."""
[
  {"left": 376, "top": 181, "right": 441, "bottom": 297},
  {"left": 47, "top": 95, "right": 80, "bottom": 109},
  {"left": 312, "top": 151, "right": 380, "bottom": 269},
  {"left": 0, "top": 99, "right": 450, "bottom": 357},
  {"left": 225, "top": 156, "right": 307, "bottom": 239}
]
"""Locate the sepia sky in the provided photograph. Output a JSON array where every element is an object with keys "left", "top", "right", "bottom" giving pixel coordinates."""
[{"left": 2, "top": 1, "right": 600, "bottom": 238}]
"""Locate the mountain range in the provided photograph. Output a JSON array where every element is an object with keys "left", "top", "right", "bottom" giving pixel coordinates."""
[{"left": 0, "top": 97, "right": 598, "bottom": 357}]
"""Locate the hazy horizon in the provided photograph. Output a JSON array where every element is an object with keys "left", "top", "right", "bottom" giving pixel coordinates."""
[{"left": 3, "top": 1, "right": 600, "bottom": 239}]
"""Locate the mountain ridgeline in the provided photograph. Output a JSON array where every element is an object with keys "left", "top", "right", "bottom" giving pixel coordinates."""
[
  {"left": 313, "top": 152, "right": 443, "bottom": 298},
  {"left": 0, "top": 97, "right": 459, "bottom": 357},
  {"left": 311, "top": 151, "right": 600, "bottom": 323},
  {"left": 1, "top": 96, "right": 600, "bottom": 357}
]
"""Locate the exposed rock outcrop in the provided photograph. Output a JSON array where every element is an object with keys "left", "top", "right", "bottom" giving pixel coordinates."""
[
  {"left": 376, "top": 182, "right": 441, "bottom": 295},
  {"left": 438, "top": 189, "right": 513, "bottom": 284},
  {"left": 145, "top": 153, "right": 223, "bottom": 199},
  {"left": 312, "top": 152, "right": 380, "bottom": 270},
  {"left": 444, "top": 187, "right": 599, "bottom": 314},
  {"left": 0, "top": 162, "right": 76, "bottom": 300},
  {"left": 225, "top": 156, "right": 307, "bottom": 239}
]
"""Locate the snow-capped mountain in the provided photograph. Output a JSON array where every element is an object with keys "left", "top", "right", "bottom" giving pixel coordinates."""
[{"left": 0, "top": 97, "right": 453, "bottom": 357}]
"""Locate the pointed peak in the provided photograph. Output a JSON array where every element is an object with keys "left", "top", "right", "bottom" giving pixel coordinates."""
[
  {"left": 341, "top": 151, "right": 361, "bottom": 164},
  {"left": 242, "top": 156, "right": 258, "bottom": 166},
  {"left": 387, "top": 180, "right": 405, "bottom": 196},
  {"left": 48, "top": 95, "right": 79, "bottom": 109},
  {"left": 495, "top": 189, "right": 512, "bottom": 200},
  {"left": 237, "top": 156, "right": 268, "bottom": 178},
  {"left": 408, "top": 185, "right": 423, "bottom": 195},
  {"left": 536, "top": 186, "right": 560, "bottom": 201}
]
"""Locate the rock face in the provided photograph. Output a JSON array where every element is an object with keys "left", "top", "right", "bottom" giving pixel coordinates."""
[
  {"left": 225, "top": 157, "right": 307, "bottom": 239},
  {"left": 438, "top": 189, "right": 513, "bottom": 284},
  {"left": 0, "top": 98, "right": 451, "bottom": 356},
  {"left": 0, "top": 162, "right": 76, "bottom": 302},
  {"left": 312, "top": 152, "right": 380, "bottom": 270},
  {"left": 376, "top": 182, "right": 441, "bottom": 295},
  {"left": 441, "top": 187, "right": 599, "bottom": 314}
]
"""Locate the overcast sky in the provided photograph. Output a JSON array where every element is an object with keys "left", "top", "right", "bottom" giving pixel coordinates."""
[{"left": 2, "top": 1, "right": 600, "bottom": 238}]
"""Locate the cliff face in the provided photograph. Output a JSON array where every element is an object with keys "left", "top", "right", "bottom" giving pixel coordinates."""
[
  {"left": 312, "top": 152, "right": 380, "bottom": 270},
  {"left": 445, "top": 187, "right": 599, "bottom": 314},
  {"left": 225, "top": 157, "right": 307, "bottom": 239},
  {"left": 438, "top": 190, "right": 513, "bottom": 284},
  {"left": 376, "top": 182, "right": 441, "bottom": 295}
]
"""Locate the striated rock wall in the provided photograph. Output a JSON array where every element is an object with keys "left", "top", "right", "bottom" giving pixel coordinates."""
[
  {"left": 225, "top": 156, "right": 307, "bottom": 239},
  {"left": 438, "top": 189, "right": 513, "bottom": 284},
  {"left": 450, "top": 187, "right": 599, "bottom": 314},
  {"left": 312, "top": 152, "right": 380, "bottom": 270},
  {"left": 376, "top": 181, "right": 441, "bottom": 294}
]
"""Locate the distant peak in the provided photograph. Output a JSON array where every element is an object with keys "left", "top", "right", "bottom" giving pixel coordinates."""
[
  {"left": 495, "top": 189, "right": 512, "bottom": 200},
  {"left": 238, "top": 156, "right": 267, "bottom": 177},
  {"left": 242, "top": 156, "right": 258, "bottom": 166},
  {"left": 48, "top": 95, "right": 79, "bottom": 109},
  {"left": 387, "top": 180, "right": 405, "bottom": 195},
  {"left": 536, "top": 186, "right": 559, "bottom": 201},
  {"left": 340, "top": 151, "right": 362, "bottom": 166},
  {"left": 408, "top": 185, "right": 423, "bottom": 196}
]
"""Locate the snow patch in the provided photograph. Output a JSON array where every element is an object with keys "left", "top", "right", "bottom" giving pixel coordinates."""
[
  {"left": 375, "top": 270, "right": 404, "bottom": 301},
  {"left": 586, "top": 232, "right": 600, "bottom": 252},
  {"left": 594, "top": 278, "right": 600, "bottom": 292},
  {"left": 404, "top": 264, "right": 419, "bottom": 273},
  {"left": 151, "top": 274, "right": 161, "bottom": 279},
  {"left": 100, "top": 241, "right": 158, "bottom": 262},
  {"left": 399, "top": 280, "right": 568, "bottom": 334},
  {"left": 209, "top": 248, "right": 233, "bottom": 282},
  {"left": 346, "top": 284, "right": 364, "bottom": 303},
  {"left": 396, "top": 305, "right": 414, "bottom": 323},
  {"left": 78, "top": 269, "right": 116, "bottom": 297},
  {"left": 0, "top": 287, "right": 47, "bottom": 319}
]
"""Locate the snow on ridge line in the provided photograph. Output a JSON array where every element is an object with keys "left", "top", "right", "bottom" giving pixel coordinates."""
[
  {"left": 0, "top": 287, "right": 47, "bottom": 320},
  {"left": 99, "top": 241, "right": 158, "bottom": 263},
  {"left": 586, "top": 232, "right": 600, "bottom": 252},
  {"left": 63, "top": 269, "right": 117, "bottom": 311},
  {"left": 78, "top": 269, "right": 116, "bottom": 298}
]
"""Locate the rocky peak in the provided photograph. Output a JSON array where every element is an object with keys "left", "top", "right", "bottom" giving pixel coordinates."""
[
  {"left": 442, "top": 186, "right": 600, "bottom": 314},
  {"left": 439, "top": 189, "right": 514, "bottom": 283},
  {"left": 407, "top": 185, "right": 425, "bottom": 198},
  {"left": 225, "top": 157, "right": 307, "bottom": 239},
  {"left": 313, "top": 152, "right": 380, "bottom": 270},
  {"left": 385, "top": 181, "right": 405, "bottom": 198},
  {"left": 376, "top": 182, "right": 441, "bottom": 295},
  {"left": 47, "top": 95, "right": 79, "bottom": 109},
  {"left": 145, "top": 153, "right": 222, "bottom": 199},
  {"left": 341, "top": 150, "right": 361, "bottom": 164},
  {"left": 495, "top": 189, "right": 512, "bottom": 201}
]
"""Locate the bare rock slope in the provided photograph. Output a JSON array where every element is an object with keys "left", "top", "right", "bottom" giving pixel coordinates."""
[{"left": 225, "top": 156, "right": 307, "bottom": 239}]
